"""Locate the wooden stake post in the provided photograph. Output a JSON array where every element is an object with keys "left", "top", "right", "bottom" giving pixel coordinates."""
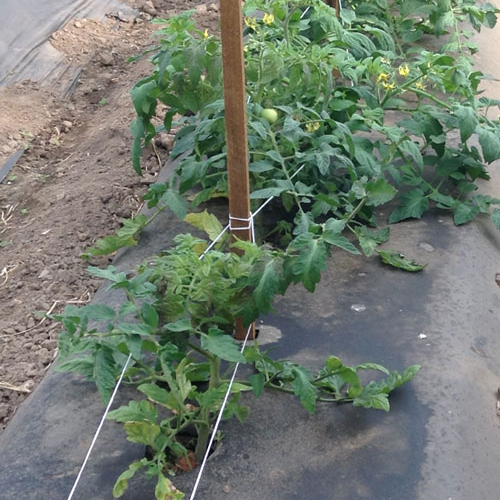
[{"left": 220, "top": 0, "right": 255, "bottom": 340}]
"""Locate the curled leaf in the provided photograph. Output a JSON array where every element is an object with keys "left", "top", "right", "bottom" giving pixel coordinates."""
[{"left": 377, "top": 249, "right": 427, "bottom": 272}]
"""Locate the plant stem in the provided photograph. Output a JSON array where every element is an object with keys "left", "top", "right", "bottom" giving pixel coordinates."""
[{"left": 346, "top": 197, "right": 367, "bottom": 224}]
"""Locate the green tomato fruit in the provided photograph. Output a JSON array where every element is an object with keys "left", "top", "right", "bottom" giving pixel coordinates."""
[{"left": 261, "top": 108, "right": 279, "bottom": 124}]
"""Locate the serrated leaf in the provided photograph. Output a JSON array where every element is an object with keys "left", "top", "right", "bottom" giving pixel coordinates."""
[
  {"left": 355, "top": 226, "right": 390, "bottom": 257},
  {"left": 113, "top": 460, "right": 146, "bottom": 498},
  {"left": 291, "top": 233, "right": 328, "bottom": 292},
  {"left": 455, "top": 105, "right": 478, "bottom": 142},
  {"left": 94, "top": 346, "right": 117, "bottom": 404},
  {"left": 322, "top": 232, "right": 360, "bottom": 254},
  {"left": 124, "top": 421, "right": 161, "bottom": 445},
  {"left": 253, "top": 260, "right": 280, "bottom": 313},
  {"left": 291, "top": 366, "right": 317, "bottom": 414},
  {"left": 491, "top": 208, "right": 500, "bottom": 231},
  {"left": 356, "top": 362, "right": 390, "bottom": 375},
  {"left": 107, "top": 400, "right": 158, "bottom": 423},
  {"left": 377, "top": 250, "right": 427, "bottom": 272},
  {"left": 479, "top": 128, "right": 500, "bottom": 164},
  {"left": 249, "top": 120, "right": 268, "bottom": 139},
  {"left": 325, "top": 356, "right": 343, "bottom": 372},
  {"left": 85, "top": 215, "right": 148, "bottom": 256},
  {"left": 249, "top": 373, "right": 266, "bottom": 397},
  {"left": 453, "top": 203, "right": 480, "bottom": 225},
  {"left": 116, "top": 323, "right": 154, "bottom": 336},
  {"left": 365, "top": 178, "right": 397, "bottom": 207},
  {"left": 184, "top": 210, "right": 223, "bottom": 241},
  {"left": 55, "top": 355, "right": 95, "bottom": 378},
  {"left": 389, "top": 188, "right": 429, "bottom": 223},
  {"left": 81, "top": 304, "right": 116, "bottom": 321},
  {"left": 324, "top": 218, "right": 346, "bottom": 234},
  {"left": 141, "top": 303, "right": 159, "bottom": 328},
  {"left": 353, "top": 392, "right": 390, "bottom": 412},
  {"left": 250, "top": 185, "right": 290, "bottom": 199},
  {"left": 165, "top": 319, "right": 192, "bottom": 332},
  {"left": 138, "top": 383, "right": 171, "bottom": 406},
  {"left": 401, "top": 140, "right": 423, "bottom": 169},
  {"left": 155, "top": 472, "right": 185, "bottom": 500},
  {"left": 201, "top": 330, "right": 246, "bottom": 363},
  {"left": 159, "top": 190, "right": 187, "bottom": 220}
]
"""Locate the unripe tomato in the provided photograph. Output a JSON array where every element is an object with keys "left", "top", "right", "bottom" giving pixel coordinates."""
[{"left": 261, "top": 108, "right": 279, "bottom": 124}]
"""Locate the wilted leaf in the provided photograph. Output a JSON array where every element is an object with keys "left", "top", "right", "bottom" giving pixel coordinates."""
[{"left": 377, "top": 250, "right": 427, "bottom": 272}]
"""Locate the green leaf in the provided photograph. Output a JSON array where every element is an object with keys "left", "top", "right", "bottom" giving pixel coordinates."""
[
  {"left": 325, "top": 356, "right": 343, "bottom": 372},
  {"left": 479, "top": 128, "right": 500, "bottom": 163},
  {"left": 291, "top": 234, "right": 328, "bottom": 292},
  {"left": 353, "top": 392, "right": 390, "bottom": 412},
  {"left": 80, "top": 304, "right": 116, "bottom": 320},
  {"left": 491, "top": 208, "right": 500, "bottom": 231},
  {"left": 365, "top": 178, "right": 397, "bottom": 207},
  {"left": 116, "top": 323, "right": 154, "bottom": 336},
  {"left": 159, "top": 190, "right": 187, "bottom": 220},
  {"left": 355, "top": 226, "right": 390, "bottom": 257},
  {"left": 322, "top": 232, "right": 360, "bottom": 254},
  {"left": 291, "top": 366, "right": 317, "bottom": 414},
  {"left": 138, "top": 383, "right": 171, "bottom": 406},
  {"left": 455, "top": 105, "right": 478, "bottom": 142},
  {"left": 389, "top": 188, "right": 429, "bottom": 223},
  {"left": 453, "top": 203, "right": 480, "bottom": 225},
  {"left": 184, "top": 210, "right": 223, "bottom": 241},
  {"left": 94, "top": 346, "right": 117, "bottom": 404},
  {"left": 377, "top": 250, "right": 427, "bottom": 272},
  {"left": 400, "top": 140, "right": 423, "bottom": 169},
  {"left": 249, "top": 120, "right": 268, "bottom": 139},
  {"left": 107, "top": 400, "right": 158, "bottom": 423},
  {"left": 113, "top": 460, "right": 146, "bottom": 498},
  {"left": 253, "top": 260, "right": 280, "bottom": 313},
  {"left": 84, "top": 215, "right": 148, "bottom": 257},
  {"left": 397, "top": 364, "right": 421, "bottom": 387},
  {"left": 249, "top": 373, "right": 266, "bottom": 397},
  {"left": 141, "top": 303, "right": 159, "bottom": 328},
  {"left": 55, "top": 355, "right": 95, "bottom": 378},
  {"left": 131, "top": 137, "right": 142, "bottom": 175},
  {"left": 250, "top": 185, "right": 291, "bottom": 199},
  {"left": 165, "top": 319, "right": 192, "bottom": 332},
  {"left": 201, "top": 330, "right": 246, "bottom": 363}
]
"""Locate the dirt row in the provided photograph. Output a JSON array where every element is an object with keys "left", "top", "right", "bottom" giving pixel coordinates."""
[{"left": 0, "top": 0, "right": 219, "bottom": 432}]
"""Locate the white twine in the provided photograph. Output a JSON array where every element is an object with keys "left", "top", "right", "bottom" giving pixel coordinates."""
[
  {"left": 188, "top": 325, "right": 253, "bottom": 500},
  {"left": 66, "top": 163, "right": 306, "bottom": 499},
  {"left": 66, "top": 354, "right": 132, "bottom": 500}
]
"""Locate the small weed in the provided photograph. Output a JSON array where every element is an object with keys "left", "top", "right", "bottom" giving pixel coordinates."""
[{"left": 98, "top": 97, "right": 107, "bottom": 106}]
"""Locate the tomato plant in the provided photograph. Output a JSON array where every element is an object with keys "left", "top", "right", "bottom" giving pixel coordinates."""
[
  {"left": 89, "top": 0, "right": 500, "bottom": 283},
  {"left": 61, "top": 1, "right": 500, "bottom": 498},
  {"left": 56, "top": 234, "right": 419, "bottom": 499}
]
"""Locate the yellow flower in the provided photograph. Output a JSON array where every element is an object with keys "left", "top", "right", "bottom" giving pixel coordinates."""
[
  {"left": 376, "top": 72, "right": 389, "bottom": 83},
  {"left": 305, "top": 122, "right": 320, "bottom": 133},
  {"left": 244, "top": 17, "right": 258, "bottom": 30},
  {"left": 415, "top": 81, "right": 426, "bottom": 90},
  {"left": 398, "top": 63, "right": 410, "bottom": 78},
  {"left": 243, "top": 44, "right": 248, "bottom": 53},
  {"left": 381, "top": 81, "right": 396, "bottom": 90},
  {"left": 263, "top": 13, "right": 275, "bottom": 25},
  {"left": 203, "top": 29, "right": 209, "bottom": 39}
]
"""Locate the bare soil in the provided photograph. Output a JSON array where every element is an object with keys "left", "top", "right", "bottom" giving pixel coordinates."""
[{"left": 0, "top": 0, "right": 219, "bottom": 432}]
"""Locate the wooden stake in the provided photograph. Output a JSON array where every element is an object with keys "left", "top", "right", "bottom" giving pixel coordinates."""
[{"left": 220, "top": 0, "right": 255, "bottom": 341}]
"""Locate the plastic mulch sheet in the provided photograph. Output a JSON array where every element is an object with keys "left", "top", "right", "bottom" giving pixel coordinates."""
[{"left": 0, "top": 0, "right": 130, "bottom": 85}]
